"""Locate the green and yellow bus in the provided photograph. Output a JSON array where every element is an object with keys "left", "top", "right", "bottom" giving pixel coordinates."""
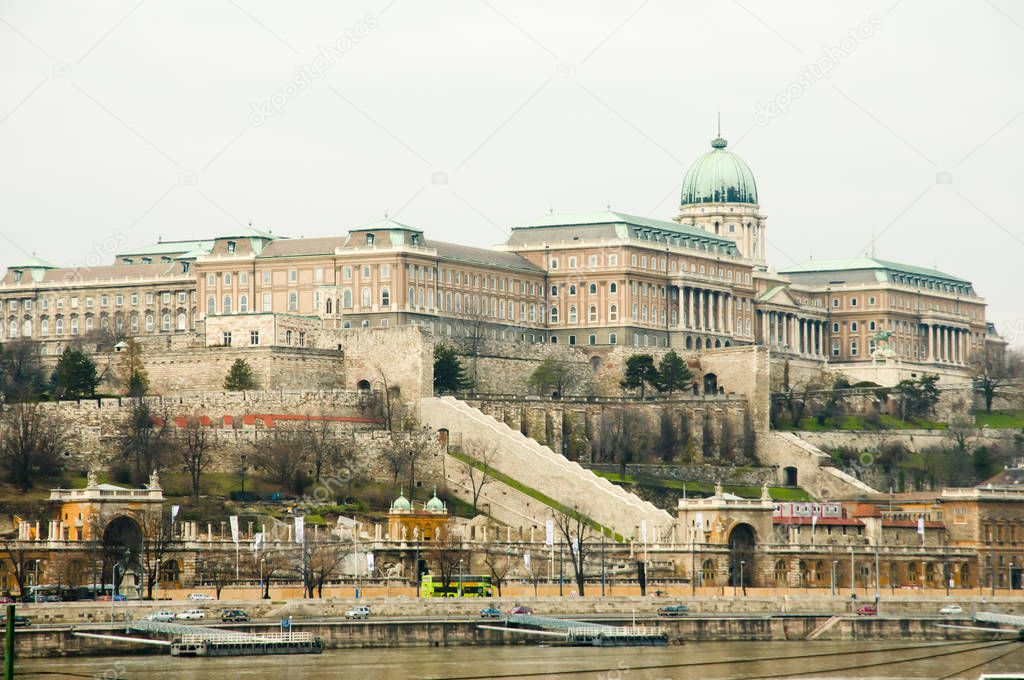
[{"left": 420, "top": 574, "right": 493, "bottom": 598}]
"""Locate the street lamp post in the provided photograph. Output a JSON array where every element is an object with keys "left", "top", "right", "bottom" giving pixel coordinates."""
[
  {"left": 458, "top": 559, "right": 464, "bottom": 598},
  {"left": 831, "top": 561, "right": 837, "bottom": 596},
  {"left": 740, "top": 561, "right": 746, "bottom": 595}
]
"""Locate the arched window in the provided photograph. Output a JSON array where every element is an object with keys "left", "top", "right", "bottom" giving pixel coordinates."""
[
  {"left": 589, "top": 283, "right": 597, "bottom": 294},
  {"left": 362, "top": 287, "right": 372, "bottom": 307},
  {"left": 610, "top": 282, "right": 617, "bottom": 294},
  {"left": 239, "top": 294, "right": 248, "bottom": 313},
  {"left": 381, "top": 288, "right": 390, "bottom": 306},
  {"left": 702, "top": 559, "right": 716, "bottom": 586},
  {"left": 569, "top": 285, "right": 577, "bottom": 296},
  {"left": 22, "top": 319, "right": 32, "bottom": 337},
  {"left": 550, "top": 285, "right": 558, "bottom": 297},
  {"left": 40, "top": 318, "right": 49, "bottom": 336},
  {"left": 177, "top": 313, "right": 186, "bottom": 330},
  {"left": 408, "top": 287, "right": 415, "bottom": 305},
  {"left": 568, "top": 305, "right": 577, "bottom": 323},
  {"left": 588, "top": 305, "right": 597, "bottom": 322},
  {"left": 207, "top": 296, "right": 216, "bottom": 316},
  {"left": 550, "top": 307, "right": 559, "bottom": 323},
  {"left": 55, "top": 318, "right": 64, "bottom": 335},
  {"left": 343, "top": 289, "right": 353, "bottom": 308},
  {"left": 145, "top": 314, "right": 154, "bottom": 332},
  {"left": 222, "top": 296, "right": 232, "bottom": 315},
  {"left": 326, "top": 298, "right": 332, "bottom": 314},
  {"left": 162, "top": 313, "right": 170, "bottom": 331},
  {"left": 130, "top": 315, "right": 138, "bottom": 333},
  {"left": 609, "top": 304, "right": 618, "bottom": 321}
]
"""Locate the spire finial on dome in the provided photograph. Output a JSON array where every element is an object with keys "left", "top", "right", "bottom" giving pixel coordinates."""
[
  {"left": 716, "top": 110, "right": 721, "bottom": 137},
  {"left": 711, "top": 112, "right": 727, "bottom": 149}
]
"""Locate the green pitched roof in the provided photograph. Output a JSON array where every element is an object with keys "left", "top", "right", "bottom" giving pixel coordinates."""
[
  {"left": 512, "top": 210, "right": 736, "bottom": 246},
  {"left": 117, "top": 240, "right": 214, "bottom": 257},
  {"left": 782, "top": 257, "right": 969, "bottom": 284},
  {"left": 8, "top": 255, "right": 57, "bottom": 269}
]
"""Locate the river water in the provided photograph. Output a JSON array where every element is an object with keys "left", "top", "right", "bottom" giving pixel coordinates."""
[{"left": 19, "top": 640, "right": 1024, "bottom": 679}]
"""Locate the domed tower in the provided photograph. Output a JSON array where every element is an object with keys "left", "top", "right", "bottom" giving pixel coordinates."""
[{"left": 676, "top": 126, "right": 766, "bottom": 263}]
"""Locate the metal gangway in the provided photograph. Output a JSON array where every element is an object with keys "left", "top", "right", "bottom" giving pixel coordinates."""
[
  {"left": 491, "top": 614, "right": 667, "bottom": 646},
  {"left": 130, "top": 619, "right": 261, "bottom": 640}
]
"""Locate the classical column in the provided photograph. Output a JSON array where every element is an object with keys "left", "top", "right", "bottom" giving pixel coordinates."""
[
  {"left": 726, "top": 295, "right": 733, "bottom": 334},
  {"left": 761, "top": 311, "right": 769, "bottom": 346},
  {"left": 717, "top": 292, "right": 725, "bottom": 332},
  {"left": 687, "top": 288, "right": 695, "bottom": 329}
]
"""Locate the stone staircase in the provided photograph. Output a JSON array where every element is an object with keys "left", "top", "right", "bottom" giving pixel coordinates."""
[{"left": 419, "top": 396, "right": 673, "bottom": 542}]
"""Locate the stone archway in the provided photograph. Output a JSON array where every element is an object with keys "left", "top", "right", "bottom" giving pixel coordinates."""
[
  {"left": 102, "top": 515, "right": 143, "bottom": 592},
  {"left": 356, "top": 379, "right": 371, "bottom": 391},
  {"left": 728, "top": 523, "right": 756, "bottom": 588},
  {"left": 703, "top": 373, "right": 718, "bottom": 394}
]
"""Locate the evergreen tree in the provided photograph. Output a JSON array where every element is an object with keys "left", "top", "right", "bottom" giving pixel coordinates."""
[
  {"left": 117, "top": 338, "right": 149, "bottom": 397},
  {"left": 433, "top": 344, "right": 472, "bottom": 394},
  {"left": 52, "top": 347, "right": 100, "bottom": 399},
  {"left": 528, "top": 356, "right": 575, "bottom": 397},
  {"left": 620, "top": 354, "right": 658, "bottom": 398},
  {"left": 655, "top": 350, "right": 693, "bottom": 394},
  {"left": 224, "top": 358, "right": 257, "bottom": 391}
]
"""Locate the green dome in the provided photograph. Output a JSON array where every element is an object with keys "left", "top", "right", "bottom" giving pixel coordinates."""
[
  {"left": 425, "top": 491, "right": 445, "bottom": 512},
  {"left": 680, "top": 136, "right": 758, "bottom": 206},
  {"left": 391, "top": 492, "right": 411, "bottom": 511}
]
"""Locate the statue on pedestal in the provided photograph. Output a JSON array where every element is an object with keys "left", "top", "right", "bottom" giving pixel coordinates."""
[{"left": 86, "top": 469, "right": 98, "bottom": 488}]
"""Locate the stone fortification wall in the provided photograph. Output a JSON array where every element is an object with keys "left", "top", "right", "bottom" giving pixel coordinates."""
[
  {"left": 585, "top": 463, "right": 776, "bottom": 487},
  {"left": 419, "top": 396, "right": 673, "bottom": 542},
  {"left": 45, "top": 390, "right": 381, "bottom": 472},
  {"left": 462, "top": 394, "right": 752, "bottom": 465},
  {"left": 48, "top": 345, "right": 346, "bottom": 395},
  {"left": 795, "top": 428, "right": 1019, "bottom": 454},
  {"left": 758, "top": 431, "right": 877, "bottom": 500},
  {"left": 339, "top": 326, "right": 434, "bottom": 402}
]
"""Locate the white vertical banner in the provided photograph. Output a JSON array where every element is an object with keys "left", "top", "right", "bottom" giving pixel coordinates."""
[
  {"left": 295, "top": 516, "right": 305, "bottom": 544},
  {"left": 694, "top": 513, "right": 704, "bottom": 530},
  {"left": 917, "top": 517, "right": 925, "bottom": 535},
  {"left": 251, "top": 532, "right": 263, "bottom": 553},
  {"left": 171, "top": 505, "right": 180, "bottom": 522},
  {"left": 366, "top": 552, "right": 375, "bottom": 574},
  {"left": 545, "top": 520, "right": 554, "bottom": 546},
  {"left": 524, "top": 553, "right": 531, "bottom": 570},
  {"left": 811, "top": 514, "right": 818, "bottom": 531},
  {"left": 641, "top": 520, "right": 648, "bottom": 544},
  {"left": 229, "top": 516, "right": 239, "bottom": 543}
]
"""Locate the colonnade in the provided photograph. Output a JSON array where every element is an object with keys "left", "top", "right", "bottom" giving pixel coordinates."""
[
  {"left": 678, "top": 286, "right": 736, "bottom": 335},
  {"left": 923, "top": 323, "right": 971, "bottom": 365},
  {"left": 759, "top": 310, "right": 825, "bottom": 357}
]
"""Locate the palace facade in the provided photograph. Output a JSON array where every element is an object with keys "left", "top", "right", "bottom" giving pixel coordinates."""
[{"left": 0, "top": 132, "right": 1004, "bottom": 378}]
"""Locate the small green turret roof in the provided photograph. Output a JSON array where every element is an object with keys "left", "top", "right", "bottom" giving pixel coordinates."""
[{"left": 9, "top": 255, "right": 57, "bottom": 269}]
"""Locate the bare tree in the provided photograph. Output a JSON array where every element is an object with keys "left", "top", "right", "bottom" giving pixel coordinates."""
[
  {"left": 250, "top": 429, "right": 309, "bottom": 494},
  {"left": 199, "top": 551, "right": 235, "bottom": 599},
  {"left": 307, "top": 541, "right": 347, "bottom": 598},
  {"left": 0, "top": 402, "right": 68, "bottom": 491},
  {"left": 454, "top": 298, "right": 491, "bottom": 386},
  {"left": 972, "top": 347, "right": 1024, "bottom": 413},
  {"left": 251, "top": 547, "right": 295, "bottom": 599},
  {"left": 301, "top": 413, "right": 342, "bottom": 484},
  {"left": 178, "top": 416, "right": 211, "bottom": 499},
  {"left": 552, "top": 506, "right": 592, "bottom": 596},
  {"left": 138, "top": 510, "right": 180, "bottom": 600},
  {"left": 117, "top": 401, "right": 170, "bottom": 484},
  {"left": 379, "top": 435, "right": 407, "bottom": 487},
  {"left": 427, "top": 521, "right": 463, "bottom": 595},
  {"left": 459, "top": 438, "right": 498, "bottom": 514},
  {"left": 483, "top": 547, "right": 513, "bottom": 597},
  {"left": 0, "top": 540, "right": 37, "bottom": 601}
]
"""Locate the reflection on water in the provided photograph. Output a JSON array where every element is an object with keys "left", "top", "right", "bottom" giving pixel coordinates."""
[{"left": 19, "top": 640, "right": 1024, "bottom": 680}]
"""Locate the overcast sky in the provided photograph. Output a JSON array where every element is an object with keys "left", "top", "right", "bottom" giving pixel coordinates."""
[{"left": 2, "top": 1, "right": 1022, "bottom": 342}]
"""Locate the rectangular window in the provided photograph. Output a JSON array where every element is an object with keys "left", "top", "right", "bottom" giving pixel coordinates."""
[
  {"left": 314, "top": 268, "right": 323, "bottom": 282},
  {"left": 115, "top": 295, "right": 123, "bottom": 306},
  {"left": 288, "top": 291, "right": 298, "bottom": 311},
  {"left": 223, "top": 332, "right": 232, "bottom": 346},
  {"left": 262, "top": 292, "right": 271, "bottom": 312},
  {"left": 289, "top": 269, "right": 298, "bottom": 283},
  {"left": 262, "top": 270, "right": 271, "bottom": 283},
  {"left": 250, "top": 330, "right": 260, "bottom": 345}
]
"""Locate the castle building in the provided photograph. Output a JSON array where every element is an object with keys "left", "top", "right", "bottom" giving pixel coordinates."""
[{"left": 0, "top": 132, "right": 1004, "bottom": 379}]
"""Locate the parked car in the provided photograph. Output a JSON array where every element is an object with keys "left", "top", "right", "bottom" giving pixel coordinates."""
[
  {"left": 0, "top": 596, "right": 13, "bottom": 604},
  {"left": 187, "top": 593, "right": 214, "bottom": 601},
  {"left": 939, "top": 604, "right": 963, "bottom": 616},
  {"left": 96, "top": 594, "right": 127, "bottom": 602},
  {"left": 344, "top": 605, "right": 370, "bottom": 620},
  {"left": 176, "top": 609, "right": 206, "bottom": 621},
  {"left": 222, "top": 609, "right": 250, "bottom": 622},
  {"left": 0, "top": 615, "right": 31, "bottom": 627},
  {"left": 479, "top": 607, "right": 502, "bottom": 619},
  {"left": 856, "top": 605, "right": 878, "bottom": 616},
  {"left": 508, "top": 605, "right": 533, "bottom": 615},
  {"left": 145, "top": 611, "right": 176, "bottom": 622},
  {"left": 657, "top": 604, "right": 689, "bottom": 617}
]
